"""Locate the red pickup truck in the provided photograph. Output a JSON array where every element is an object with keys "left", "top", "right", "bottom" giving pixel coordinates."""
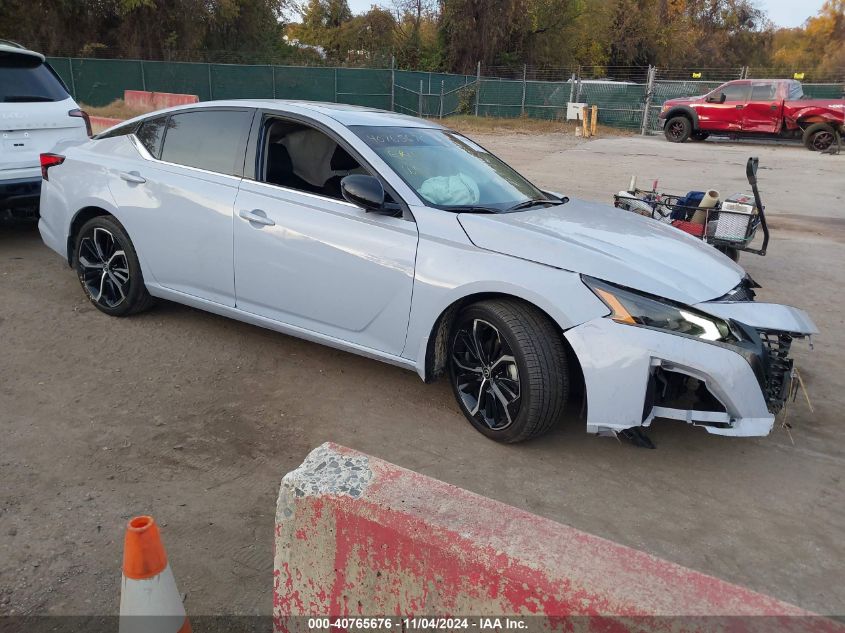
[{"left": 659, "top": 79, "right": 845, "bottom": 151}]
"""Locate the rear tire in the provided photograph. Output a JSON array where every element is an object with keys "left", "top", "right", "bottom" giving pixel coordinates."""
[
  {"left": 74, "top": 216, "right": 154, "bottom": 317},
  {"left": 448, "top": 299, "right": 569, "bottom": 443},
  {"left": 803, "top": 123, "right": 836, "bottom": 151},
  {"left": 664, "top": 116, "right": 692, "bottom": 143}
]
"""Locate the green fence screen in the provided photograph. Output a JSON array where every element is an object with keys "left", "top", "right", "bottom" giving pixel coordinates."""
[{"left": 47, "top": 57, "right": 844, "bottom": 133}]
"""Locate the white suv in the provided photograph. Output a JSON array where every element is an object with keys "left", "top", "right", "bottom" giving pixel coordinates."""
[{"left": 1, "top": 40, "right": 90, "bottom": 221}]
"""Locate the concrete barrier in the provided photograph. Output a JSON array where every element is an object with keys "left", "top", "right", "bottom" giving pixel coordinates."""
[
  {"left": 124, "top": 90, "right": 199, "bottom": 110},
  {"left": 274, "top": 443, "right": 842, "bottom": 632},
  {"left": 89, "top": 115, "right": 124, "bottom": 134}
]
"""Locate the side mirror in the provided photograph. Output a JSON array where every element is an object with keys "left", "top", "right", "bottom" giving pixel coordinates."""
[
  {"left": 746, "top": 157, "right": 759, "bottom": 185},
  {"left": 341, "top": 175, "right": 385, "bottom": 211},
  {"left": 707, "top": 92, "right": 727, "bottom": 104}
]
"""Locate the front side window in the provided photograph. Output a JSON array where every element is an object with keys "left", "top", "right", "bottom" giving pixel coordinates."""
[
  {"left": 0, "top": 53, "right": 69, "bottom": 102},
  {"left": 352, "top": 126, "right": 545, "bottom": 211},
  {"left": 159, "top": 109, "right": 252, "bottom": 176},
  {"left": 261, "top": 117, "right": 370, "bottom": 200},
  {"left": 788, "top": 82, "right": 804, "bottom": 100},
  {"left": 719, "top": 82, "right": 751, "bottom": 102}
]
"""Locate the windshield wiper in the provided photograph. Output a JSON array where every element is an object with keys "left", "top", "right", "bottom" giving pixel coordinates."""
[
  {"left": 440, "top": 205, "right": 501, "bottom": 214},
  {"left": 507, "top": 197, "right": 568, "bottom": 212}
]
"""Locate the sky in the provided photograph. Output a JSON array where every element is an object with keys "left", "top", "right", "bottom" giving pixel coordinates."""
[{"left": 344, "top": 0, "right": 827, "bottom": 28}]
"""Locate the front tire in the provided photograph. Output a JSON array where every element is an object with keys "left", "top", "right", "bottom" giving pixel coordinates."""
[
  {"left": 664, "top": 116, "right": 692, "bottom": 143},
  {"left": 74, "top": 216, "right": 154, "bottom": 316},
  {"left": 448, "top": 300, "right": 569, "bottom": 443},
  {"left": 690, "top": 131, "right": 709, "bottom": 142},
  {"left": 803, "top": 123, "right": 836, "bottom": 151}
]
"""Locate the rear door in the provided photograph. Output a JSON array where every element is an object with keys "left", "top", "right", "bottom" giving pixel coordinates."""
[
  {"left": 697, "top": 81, "right": 750, "bottom": 132},
  {"left": 741, "top": 81, "right": 782, "bottom": 133},
  {"left": 0, "top": 51, "right": 87, "bottom": 179},
  {"left": 106, "top": 108, "right": 254, "bottom": 306}
]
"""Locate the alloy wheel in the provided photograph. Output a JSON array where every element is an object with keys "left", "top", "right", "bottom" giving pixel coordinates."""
[
  {"left": 811, "top": 130, "right": 834, "bottom": 151},
  {"left": 668, "top": 121, "right": 685, "bottom": 140},
  {"left": 78, "top": 227, "right": 130, "bottom": 308},
  {"left": 451, "top": 318, "right": 521, "bottom": 431}
]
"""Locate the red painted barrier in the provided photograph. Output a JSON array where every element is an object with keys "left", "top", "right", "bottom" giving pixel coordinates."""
[
  {"left": 274, "top": 443, "right": 843, "bottom": 633},
  {"left": 124, "top": 90, "right": 199, "bottom": 110},
  {"left": 89, "top": 116, "right": 124, "bottom": 133}
]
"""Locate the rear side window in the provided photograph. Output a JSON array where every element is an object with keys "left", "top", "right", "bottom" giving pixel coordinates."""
[
  {"left": 721, "top": 83, "right": 751, "bottom": 102},
  {"left": 751, "top": 83, "right": 776, "bottom": 100},
  {"left": 159, "top": 110, "right": 252, "bottom": 176},
  {"left": 788, "top": 82, "right": 804, "bottom": 100},
  {"left": 0, "top": 53, "right": 69, "bottom": 102},
  {"left": 136, "top": 117, "right": 168, "bottom": 158}
]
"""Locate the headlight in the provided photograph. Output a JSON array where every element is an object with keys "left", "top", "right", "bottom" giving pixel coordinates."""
[{"left": 583, "top": 276, "right": 737, "bottom": 343}]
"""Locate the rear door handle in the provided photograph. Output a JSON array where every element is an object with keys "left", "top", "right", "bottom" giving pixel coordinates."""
[
  {"left": 119, "top": 171, "right": 146, "bottom": 184},
  {"left": 239, "top": 209, "right": 275, "bottom": 226}
]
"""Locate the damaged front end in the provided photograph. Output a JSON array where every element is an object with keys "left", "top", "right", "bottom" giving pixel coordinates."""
[{"left": 565, "top": 277, "right": 818, "bottom": 438}]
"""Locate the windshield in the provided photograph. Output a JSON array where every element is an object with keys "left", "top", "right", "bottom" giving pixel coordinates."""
[
  {"left": 0, "top": 53, "right": 69, "bottom": 102},
  {"left": 351, "top": 125, "right": 549, "bottom": 212}
]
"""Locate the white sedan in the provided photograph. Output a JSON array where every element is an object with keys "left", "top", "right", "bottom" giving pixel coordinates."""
[{"left": 38, "top": 100, "right": 817, "bottom": 444}]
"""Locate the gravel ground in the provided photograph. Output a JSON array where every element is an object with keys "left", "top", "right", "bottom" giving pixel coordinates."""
[{"left": 1, "top": 133, "right": 843, "bottom": 617}]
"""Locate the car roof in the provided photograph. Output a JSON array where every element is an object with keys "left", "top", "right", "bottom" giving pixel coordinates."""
[
  {"left": 0, "top": 42, "right": 45, "bottom": 61},
  {"left": 119, "top": 99, "right": 446, "bottom": 130}
]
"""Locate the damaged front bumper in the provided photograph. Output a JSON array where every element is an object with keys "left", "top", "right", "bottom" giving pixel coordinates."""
[{"left": 564, "top": 302, "right": 818, "bottom": 437}]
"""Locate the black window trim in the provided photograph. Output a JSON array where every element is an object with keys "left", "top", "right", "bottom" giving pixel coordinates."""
[{"left": 244, "top": 109, "right": 412, "bottom": 220}]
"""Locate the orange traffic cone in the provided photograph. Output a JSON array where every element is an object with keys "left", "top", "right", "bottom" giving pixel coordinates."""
[{"left": 119, "top": 515, "right": 190, "bottom": 633}]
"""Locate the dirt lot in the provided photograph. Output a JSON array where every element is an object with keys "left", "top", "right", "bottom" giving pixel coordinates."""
[{"left": 1, "top": 133, "right": 843, "bottom": 617}]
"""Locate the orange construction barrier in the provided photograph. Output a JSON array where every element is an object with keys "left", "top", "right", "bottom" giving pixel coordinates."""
[{"left": 119, "top": 516, "right": 190, "bottom": 633}]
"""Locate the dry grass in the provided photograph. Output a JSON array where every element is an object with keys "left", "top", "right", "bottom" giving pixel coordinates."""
[
  {"left": 437, "top": 114, "right": 636, "bottom": 137},
  {"left": 81, "top": 99, "right": 153, "bottom": 121},
  {"left": 82, "top": 101, "right": 636, "bottom": 138}
]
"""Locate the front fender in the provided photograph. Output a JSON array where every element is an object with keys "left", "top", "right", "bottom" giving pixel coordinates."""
[
  {"left": 404, "top": 235, "right": 608, "bottom": 379},
  {"left": 661, "top": 105, "right": 700, "bottom": 129}
]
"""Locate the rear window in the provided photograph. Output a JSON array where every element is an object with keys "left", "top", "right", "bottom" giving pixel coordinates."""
[
  {"left": 159, "top": 109, "right": 252, "bottom": 176},
  {"left": 0, "top": 53, "right": 69, "bottom": 102},
  {"left": 751, "top": 83, "right": 776, "bottom": 100}
]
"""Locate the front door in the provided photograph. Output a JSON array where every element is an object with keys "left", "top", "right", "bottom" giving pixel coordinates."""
[
  {"left": 697, "top": 81, "right": 751, "bottom": 132},
  {"left": 232, "top": 117, "right": 418, "bottom": 356}
]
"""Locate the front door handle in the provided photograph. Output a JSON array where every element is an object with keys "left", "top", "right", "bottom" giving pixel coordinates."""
[
  {"left": 119, "top": 171, "right": 146, "bottom": 184},
  {"left": 239, "top": 209, "right": 275, "bottom": 226},
  {"left": 735, "top": 104, "right": 744, "bottom": 109}
]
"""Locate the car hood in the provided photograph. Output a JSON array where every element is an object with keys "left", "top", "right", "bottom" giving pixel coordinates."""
[{"left": 457, "top": 199, "right": 745, "bottom": 305}]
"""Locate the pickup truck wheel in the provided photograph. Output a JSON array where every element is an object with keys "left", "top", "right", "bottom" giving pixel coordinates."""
[
  {"left": 803, "top": 123, "right": 836, "bottom": 151},
  {"left": 664, "top": 116, "right": 692, "bottom": 143},
  {"left": 448, "top": 300, "right": 569, "bottom": 443},
  {"left": 690, "top": 131, "right": 709, "bottom": 142}
]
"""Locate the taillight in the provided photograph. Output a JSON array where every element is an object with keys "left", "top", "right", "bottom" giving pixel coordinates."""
[
  {"left": 68, "top": 108, "right": 92, "bottom": 137},
  {"left": 40, "top": 153, "right": 65, "bottom": 180}
]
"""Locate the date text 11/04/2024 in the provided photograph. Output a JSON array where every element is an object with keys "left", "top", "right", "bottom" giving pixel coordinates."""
[{"left": 307, "top": 617, "right": 528, "bottom": 629}]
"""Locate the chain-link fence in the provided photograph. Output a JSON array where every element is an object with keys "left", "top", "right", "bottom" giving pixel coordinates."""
[{"left": 46, "top": 56, "right": 845, "bottom": 133}]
